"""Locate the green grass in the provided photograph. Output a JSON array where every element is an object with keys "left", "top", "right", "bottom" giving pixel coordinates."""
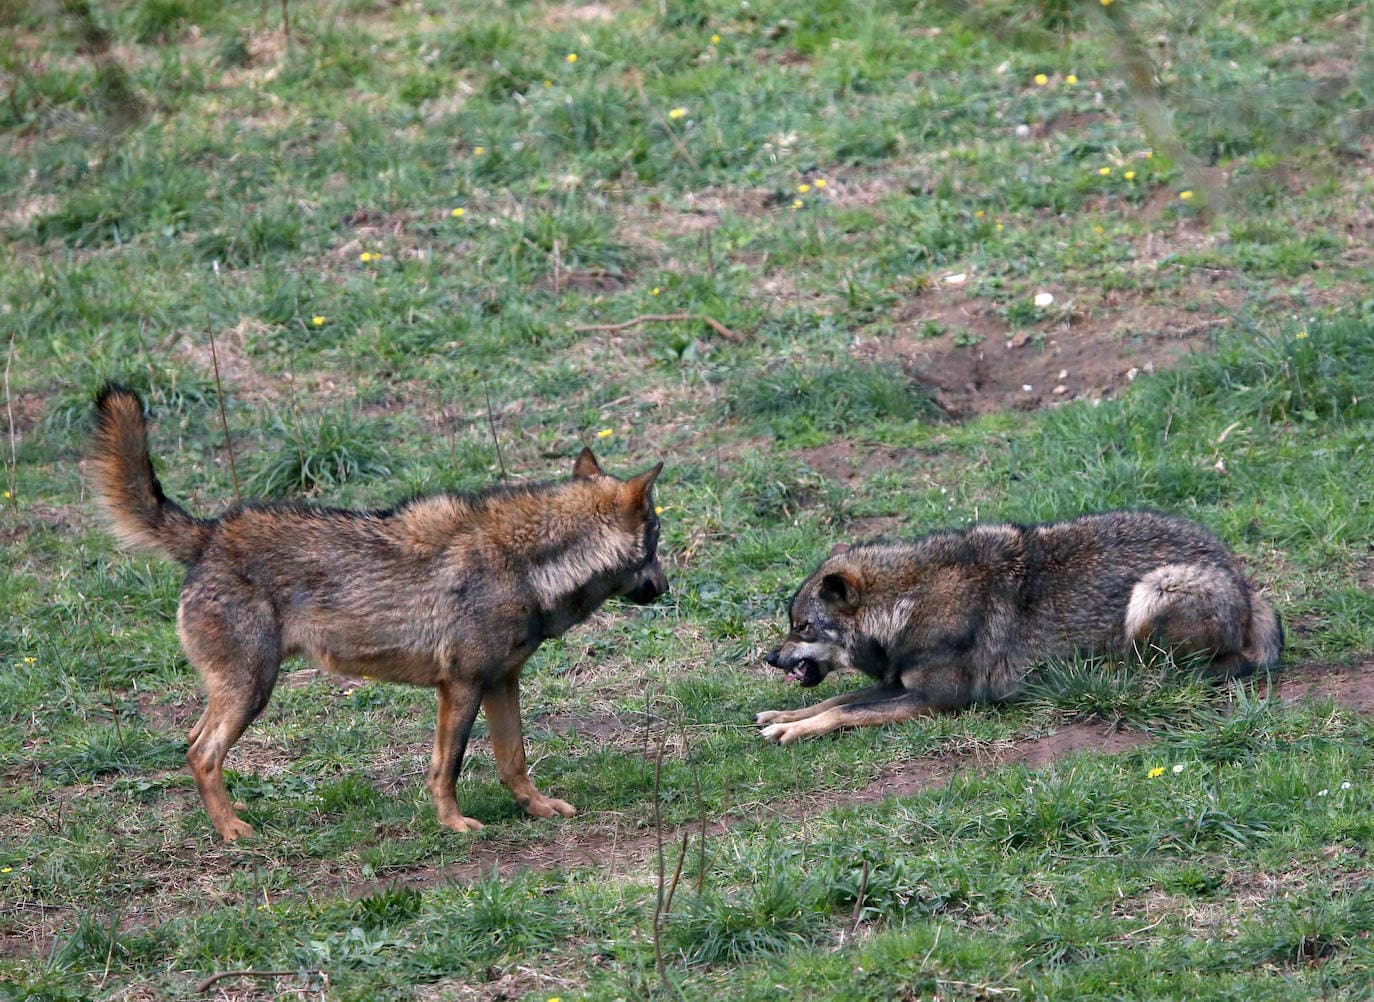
[{"left": 3, "top": 0, "right": 1374, "bottom": 998}]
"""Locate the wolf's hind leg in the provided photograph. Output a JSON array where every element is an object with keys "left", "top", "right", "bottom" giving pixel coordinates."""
[
  {"left": 428, "top": 680, "right": 486, "bottom": 833},
  {"left": 180, "top": 604, "right": 281, "bottom": 843}
]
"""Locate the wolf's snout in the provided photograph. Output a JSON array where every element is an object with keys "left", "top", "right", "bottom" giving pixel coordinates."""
[
  {"left": 625, "top": 557, "right": 669, "bottom": 605},
  {"left": 764, "top": 648, "right": 781, "bottom": 667}
]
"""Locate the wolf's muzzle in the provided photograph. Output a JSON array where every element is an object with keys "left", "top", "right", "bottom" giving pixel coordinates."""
[
  {"left": 766, "top": 646, "right": 826, "bottom": 687},
  {"left": 625, "top": 557, "right": 669, "bottom": 605}
]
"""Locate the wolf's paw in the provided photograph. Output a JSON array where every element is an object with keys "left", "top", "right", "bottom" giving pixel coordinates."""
[
  {"left": 760, "top": 720, "right": 809, "bottom": 744},
  {"left": 439, "top": 812, "right": 485, "bottom": 834},
  {"left": 217, "top": 817, "right": 256, "bottom": 843},
  {"left": 754, "top": 709, "right": 785, "bottom": 725},
  {"left": 520, "top": 794, "right": 577, "bottom": 819}
]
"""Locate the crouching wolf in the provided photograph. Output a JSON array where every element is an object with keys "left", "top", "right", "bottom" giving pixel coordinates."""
[
  {"left": 758, "top": 511, "right": 1281, "bottom": 744},
  {"left": 88, "top": 384, "right": 667, "bottom": 841}
]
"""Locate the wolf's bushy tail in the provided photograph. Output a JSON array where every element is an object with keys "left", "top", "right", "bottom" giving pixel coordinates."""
[
  {"left": 88, "top": 384, "right": 210, "bottom": 565},
  {"left": 1243, "top": 589, "right": 1284, "bottom": 670}
]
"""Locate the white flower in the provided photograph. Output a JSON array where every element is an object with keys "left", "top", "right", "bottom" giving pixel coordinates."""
[
  {"left": 1340, "top": 782, "right": 1352, "bottom": 790},
  {"left": 1317, "top": 789, "right": 1329, "bottom": 797},
  {"left": 1171, "top": 763, "right": 1185, "bottom": 774},
  {"left": 1034, "top": 292, "right": 1054, "bottom": 308}
]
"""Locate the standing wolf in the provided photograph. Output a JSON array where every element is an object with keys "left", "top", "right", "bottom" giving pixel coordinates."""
[
  {"left": 758, "top": 511, "right": 1281, "bottom": 744},
  {"left": 89, "top": 384, "right": 667, "bottom": 841}
]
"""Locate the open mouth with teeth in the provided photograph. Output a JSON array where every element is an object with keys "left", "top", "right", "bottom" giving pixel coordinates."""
[{"left": 783, "top": 658, "right": 826, "bottom": 688}]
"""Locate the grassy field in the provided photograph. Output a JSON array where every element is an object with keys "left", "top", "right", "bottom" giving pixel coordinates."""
[{"left": 3, "top": 0, "right": 1374, "bottom": 998}]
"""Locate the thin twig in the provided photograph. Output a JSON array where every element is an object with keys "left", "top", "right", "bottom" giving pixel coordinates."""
[
  {"left": 205, "top": 312, "right": 241, "bottom": 500},
  {"left": 93, "top": 646, "right": 125, "bottom": 750},
  {"left": 847, "top": 859, "right": 870, "bottom": 935},
  {"left": 630, "top": 70, "right": 699, "bottom": 171},
  {"left": 96, "top": 910, "right": 119, "bottom": 991},
  {"left": 571, "top": 313, "right": 741, "bottom": 342},
  {"left": 3, "top": 333, "right": 16, "bottom": 509},
  {"left": 196, "top": 970, "right": 296, "bottom": 993},
  {"left": 662, "top": 826, "right": 690, "bottom": 919},
  {"left": 936, "top": 980, "right": 1018, "bottom": 997},
  {"left": 694, "top": 760, "right": 707, "bottom": 895},
  {"left": 480, "top": 373, "right": 508, "bottom": 481},
  {"left": 650, "top": 729, "right": 670, "bottom": 994}
]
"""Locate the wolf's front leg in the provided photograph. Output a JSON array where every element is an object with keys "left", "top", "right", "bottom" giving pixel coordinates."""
[
  {"left": 755, "top": 683, "right": 895, "bottom": 727},
  {"left": 761, "top": 689, "right": 938, "bottom": 744},
  {"left": 483, "top": 677, "right": 575, "bottom": 820},
  {"left": 428, "top": 680, "right": 486, "bottom": 832}
]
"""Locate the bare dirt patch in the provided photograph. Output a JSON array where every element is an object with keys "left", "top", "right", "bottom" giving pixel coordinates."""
[
  {"left": 792, "top": 441, "right": 930, "bottom": 484},
  {"left": 1273, "top": 660, "right": 1374, "bottom": 714},
  {"left": 864, "top": 290, "right": 1231, "bottom": 417}
]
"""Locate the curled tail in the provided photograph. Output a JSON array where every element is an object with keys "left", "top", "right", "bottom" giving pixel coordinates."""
[
  {"left": 1243, "top": 589, "right": 1283, "bottom": 670},
  {"left": 88, "top": 383, "right": 210, "bottom": 565}
]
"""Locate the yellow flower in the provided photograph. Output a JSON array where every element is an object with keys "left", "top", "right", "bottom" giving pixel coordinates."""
[
  {"left": 565, "top": 52, "right": 578, "bottom": 63},
  {"left": 0, "top": 867, "right": 11, "bottom": 874},
  {"left": 596, "top": 428, "right": 614, "bottom": 439},
  {"left": 790, "top": 198, "right": 803, "bottom": 210},
  {"left": 1296, "top": 330, "right": 1309, "bottom": 339},
  {"left": 975, "top": 209, "right": 985, "bottom": 218},
  {"left": 548, "top": 997, "right": 562, "bottom": 1002},
  {"left": 359, "top": 252, "right": 374, "bottom": 263},
  {"left": 1147, "top": 766, "right": 1165, "bottom": 778},
  {"left": 1179, "top": 190, "right": 1194, "bottom": 201},
  {"left": 814, "top": 178, "right": 827, "bottom": 188},
  {"left": 543, "top": 79, "right": 552, "bottom": 88},
  {"left": 1098, "top": 166, "right": 1111, "bottom": 176},
  {"left": 651, "top": 287, "right": 661, "bottom": 296},
  {"left": 1, "top": 491, "right": 10, "bottom": 499},
  {"left": 1101, "top": 0, "right": 1113, "bottom": 6},
  {"left": 654, "top": 506, "right": 663, "bottom": 515},
  {"left": 1092, "top": 225, "right": 1104, "bottom": 235},
  {"left": 450, "top": 207, "right": 466, "bottom": 218},
  {"left": 1065, "top": 73, "right": 1079, "bottom": 85},
  {"left": 1033, "top": 73, "right": 1049, "bottom": 86},
  {"left": 1123, "top": 170, "right": 1136, "bottom": 180},
  {"left": 668, "top": 107, "right": 687, "bottom": 120},
  {"left": 24, "top": 657, "right": 36, "bottom": 663},
  {"left": 311, "top": 315, "right": 325, "bottom": 326},
  {"left": 797, "top": 183, "right": 811, "bottom": 193},
  {"left": 474, "top": 146, "right": 486, "bottom": 156},
  {"left": 1144, "top": 150, "right": 1154, "bottom": 159},
  {"left": 995, "top": 222, "right": 1004, "bottom": 231},
  {"left": 710, "top": 34, "right": 720, "bottom": 44}
]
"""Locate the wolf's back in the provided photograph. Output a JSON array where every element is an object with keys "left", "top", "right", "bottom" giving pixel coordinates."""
[{"left": 88, "top": 384, "right": 210, "bottom": 565}]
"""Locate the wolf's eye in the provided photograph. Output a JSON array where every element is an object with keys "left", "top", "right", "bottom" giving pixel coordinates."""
[{"left": 796, "top": 621, "right": 816, "bottom": 641}]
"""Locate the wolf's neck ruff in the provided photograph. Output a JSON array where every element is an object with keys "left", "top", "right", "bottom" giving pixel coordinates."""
[{"left": 526, "top": 528, "right": 635, "bottom": 609}]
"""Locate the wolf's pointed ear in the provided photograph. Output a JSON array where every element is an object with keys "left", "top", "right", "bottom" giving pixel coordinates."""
[
  {"left": 573, "top": 446, "right": 605, "bottom": 480},
  {"left": 829, "top": 542, "right": 851, "bottom": 557},
  {"left": 819, "top": 570, "right": 861, "bottom": 614},
  {"left": 622, "top": 461, "right": 664, "bottom": 510}
]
